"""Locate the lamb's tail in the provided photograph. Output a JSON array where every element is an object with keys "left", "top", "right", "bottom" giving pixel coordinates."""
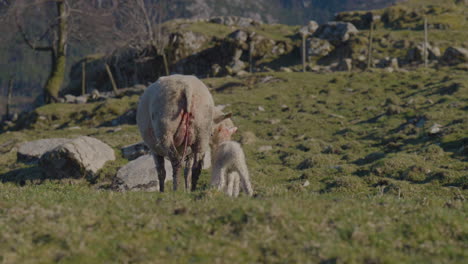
[{"left": 237, "top": 161, "right": 253, "bottom": 196}]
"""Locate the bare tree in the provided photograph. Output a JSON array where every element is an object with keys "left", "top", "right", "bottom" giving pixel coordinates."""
[
  {"left": 6, "top": 0, "right": 117, "bottom": 103},
  {"left": 115, "top": 0, "right": 170, "bottom": 76}
]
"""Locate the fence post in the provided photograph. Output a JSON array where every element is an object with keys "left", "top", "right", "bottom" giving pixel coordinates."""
[
  {"left": 423, "top": 16, "right": 428, "bottom": 68},
  {"left": 367, "top": 21, "right": 374, "bottom": 69},
  {"left": 105, "top": 63, "right": 119, "bottom": 95},
  {"left": 301, "top": 32, "right": 307, "bottom": 72},
  {"left": 6, "top": 78, "right": 14, "bottom": 119},
  {"left": 249, "top": 37, "right": 255, "bottom": 73},
  {"left": 81, "top": 62, "right": 86, "bottom": 95}
]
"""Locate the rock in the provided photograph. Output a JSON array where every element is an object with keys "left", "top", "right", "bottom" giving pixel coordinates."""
[
  {"left": 121, "top": 142, "right": 150, "bottom": 160},
  {"left": 210, "top": 16, "right": 261, "bottom": 27},
  {"left": 228, "top": 30, "right": 248, "bottom": 43},
  {"left": 313, "top": 22, "right": 359, "bottom": 45},
  {"left": 39, "top": 136, "right": 115, "bottom": 179},
  {"left": 240, "top": 131, "right": 257, "bottom": 145},
  {"left": 91, "top": 89, "right": 100, "bottom": 100},
  {"left": 406, "top": 43, "right": 441, "bottom": 63},
  {"left": 428, "top": 123, "right": 443, "bottom": 135},
  {"left": 211, "top": 64, "right": 222, "bottom": 77},
  {"left": 390, "top": 58, "right": 399, "bottom": 69},
  {"left": 269, "top": 119, "right": 281, "bottom": 125},
  {"left": 441, "top": 47, "right": 468, "bottom": 65},
  {"left": 335, "top": 11, "right": 377, "bottom": 29},
  {"left": 64, "top": 94, "right": 76, "bottom": 103},
  {"left": 75, "top": 96, "right": 88, "bottom": 104},
  {"left": 299, "top": 20, "right": 319, "bottom": 35},
  {"left": 303, "top": 180, "right": 310, "bottom": 187},
  {"left": 258, "top": 146, "right": 273, "bottom": 152},
  {"left": 280, "top": 67, "right": 292, "bottom": 72},
  {"left": 17, "top": 138, "right": 71, "bottom": 163},
  {"left": 227, "top": 59, "right": 246, "bottom": 75},
  {"left": 306, "top": 38, "right": 333, "bottom": 58},
  {"left": 236, "top": 70, "right": 249, "bottom": 77},
  {"left": 258, "top": 106, "right": 265, "bottom": 111},
  {"left": 115, "top": 155, "right": 173, "bottom": 192},
  {"left": 335, "top": 58, "right": 353, "bottom": 71}
]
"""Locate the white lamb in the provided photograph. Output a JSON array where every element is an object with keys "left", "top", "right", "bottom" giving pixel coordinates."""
[{"left": 211, "top": 125, "right": 253, "bottom": 197}]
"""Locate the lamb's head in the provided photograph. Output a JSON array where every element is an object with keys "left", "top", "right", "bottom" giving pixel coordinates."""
[
  {"left": 212, "top": 107, "right": 236, "bottom": 147},
  {"left": 212, "top": 124, "right": 237, "bottom": 146}
]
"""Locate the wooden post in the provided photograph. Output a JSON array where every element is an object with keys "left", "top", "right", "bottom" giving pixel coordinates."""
[
  {"left": 6, "top": 78, "right": 14, "bottom": 119},
  {"left": 423, "top": 17, "right": 428, "bottom": 68},
  {"left": 367, "top": 21, "right": 374, "bottom": 69},
  {"left": 81, "top": 62, "right": 86, "bottom": 95},
  {"left": 105, "top": 63, "right": 119, "bottom": 95},
  {"left": 301, "top": 33, "right": 307, "bottom": 72},
  {"left": 249, "top": 40, "right": 255, "bottom": 73}
]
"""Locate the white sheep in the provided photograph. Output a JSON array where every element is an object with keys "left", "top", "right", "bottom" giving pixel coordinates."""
[
  {"left": 211, "top": 125, "right": 253, "bottom": 197},
  {"left": 137, "top": 75, "right": 231, "bottom": 192}
]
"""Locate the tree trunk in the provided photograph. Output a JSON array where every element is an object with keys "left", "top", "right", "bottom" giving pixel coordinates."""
[
  {"left": 105, "top": 63, "right": 119, "bottom": 95},
  {"left": 367, "top": 22, "right": 374, "bottom": 70},
  {"left": 81, "top": 62, "right": 86, "bottom": 95},
  {"left": 44, "top": 1, "right": 68, "bottom": 103}
]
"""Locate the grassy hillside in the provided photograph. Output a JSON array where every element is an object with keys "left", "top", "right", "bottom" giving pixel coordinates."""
[{"left": 0, "top": 67, "right": 467, "bottom": 263}]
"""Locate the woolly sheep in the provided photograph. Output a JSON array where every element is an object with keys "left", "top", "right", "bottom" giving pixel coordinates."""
[{"left": 137, "top": 75, "right": 231, "bottom": 192}]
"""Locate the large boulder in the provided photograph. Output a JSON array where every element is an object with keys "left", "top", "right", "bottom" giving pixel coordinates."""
[
  {"left": 39, "top": 136, "right": 115, "bottom": 179},
  {"left": 17, "top": 138, "right": 71, "bottom": 163},
  {"left": 306, "top": 38, "right": 333, "bottom": 58},
  {"left": 313, "top": 22, "right": 359, "bottom": 45},
  {"left": 299, "top": 21, "right": 319, "bottom": 36},
  {"left": 440, "top": 47, "right": 468, "bottom": 65},
  {"left": 115, "top": 155, "right": 173, "bottom": 191},
  {"left": 209, "top": 16, "right": 262, "bottom": 27},
  {"left": 406, "top": 43, "right": 441, "bottom": 63}
]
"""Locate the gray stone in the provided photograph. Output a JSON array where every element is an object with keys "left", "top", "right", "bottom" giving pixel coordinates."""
[
  {"left": 335, "top": 58, "right": 353, "bottom": 71},
  {"left": 75, "top": 96, "right": 88, "bottom": 104},
  {"left": 306, "top": 38, "right": 333, "bottom": 57},
  {"left": 441, "top": 47, "right": 468, "bottom": 65},
  {"left": 299, "top": 20, "right": 319, "bottom": 35},
  {"left": 406, "top": 43, "right": 441, "bottom": 63},
  {"left": 39, "top": 136, "right": 115, "bottom": 179},
  {"left": 115, "top": 155, "right": 173, "bottom": 192},
  {"left": 228, "top": 30, "right": 248, "bottom": 43},
  {"left": 428, "top": 123, "right": 443, "bottom": 135},
  {"left": 258, "top": 145, "right": 273, "bottom": 152},
  {"left": 313, "top": 22, "right": 359, "bottom": 45},
  {"left": 64, "top": 94, "right": 76, "bottom": 103},
  {"left": 121, "top": 142, "right": 150, "bottom": 160},
  {"left": 227, "top": 59, "right": 246, "bottom": 75},
  {"left": 17, "top": 138, "right": 71, "bottom": 163}
]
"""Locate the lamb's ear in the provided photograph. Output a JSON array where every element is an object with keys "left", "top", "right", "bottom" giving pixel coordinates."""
[{"left": 213, "top": 112, "right": 232, "bottom": 124}]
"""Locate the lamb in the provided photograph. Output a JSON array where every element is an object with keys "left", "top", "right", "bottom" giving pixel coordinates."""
[
  {"left": 211, "top": 124, "right": 254, "bottom": 197},
  {"left": 137, "top": 75, "right": 231, "bottom": 192}
]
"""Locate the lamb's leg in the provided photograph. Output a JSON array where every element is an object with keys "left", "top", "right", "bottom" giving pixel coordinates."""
[
  {"left": 184, "top": 156, "right": 194, "bottom": 192},
  {"left": 152, "top": 154, "right": 166, "bottom": 192},
  {"left": 191, "top": 153, "right": 203, "bottom": 191},
  {"left": 233, "top": 172, "right": 240, "bottom": 197},
  {"left": 237, "top": 163, "right": 253, "bottom": 196},
  {"left": 226, "top": 173, "right": 235, "bottom": 197},
  {"left": 212, "top": 164, "right": 226, "bottom": 191}
]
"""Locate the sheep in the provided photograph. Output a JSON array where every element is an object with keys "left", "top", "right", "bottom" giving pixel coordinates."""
[
  {"left": 211, "top": 124, "right": 254, "bottom": 197},
  {"left": 137, "top": 75, "right": 231, "bottom": 192}
]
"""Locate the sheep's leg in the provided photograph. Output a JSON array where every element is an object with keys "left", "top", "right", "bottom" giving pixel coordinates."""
[
  {"left": 152, "top": 154, "right": 166, "bottom": 192},
  {"left": 184, "top": 156, "right": 194, "bottom": 192},
  {"left": 212, "top": 166, "right": 226, "bottom": 191},
  {"left": 191, "top": 153, "right": 203, "bottom": 191},
  {"left": 171, "top": 159, "right": 182, "bottom": 191}
]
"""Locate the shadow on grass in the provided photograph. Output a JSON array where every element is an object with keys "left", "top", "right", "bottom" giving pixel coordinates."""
[{"left": 0, "top": 166, "right": 46, "bottom": 186}]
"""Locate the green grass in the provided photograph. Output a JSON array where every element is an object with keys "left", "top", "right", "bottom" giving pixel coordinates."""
[{"left": 1, "top": 68, "right": 467, "bottom": 262}]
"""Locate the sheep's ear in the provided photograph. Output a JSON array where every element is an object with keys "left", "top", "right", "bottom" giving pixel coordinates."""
[
  {"left": 228, "top": 127, "right": 238, "bottom": 135},
  {"left": 213, "top": 112, "right": 232, "bottom": 124}
]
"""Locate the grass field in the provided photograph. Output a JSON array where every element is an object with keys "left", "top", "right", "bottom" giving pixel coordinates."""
[{"left": 0, "top": 67, "right": 467, "bottom": 263}]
